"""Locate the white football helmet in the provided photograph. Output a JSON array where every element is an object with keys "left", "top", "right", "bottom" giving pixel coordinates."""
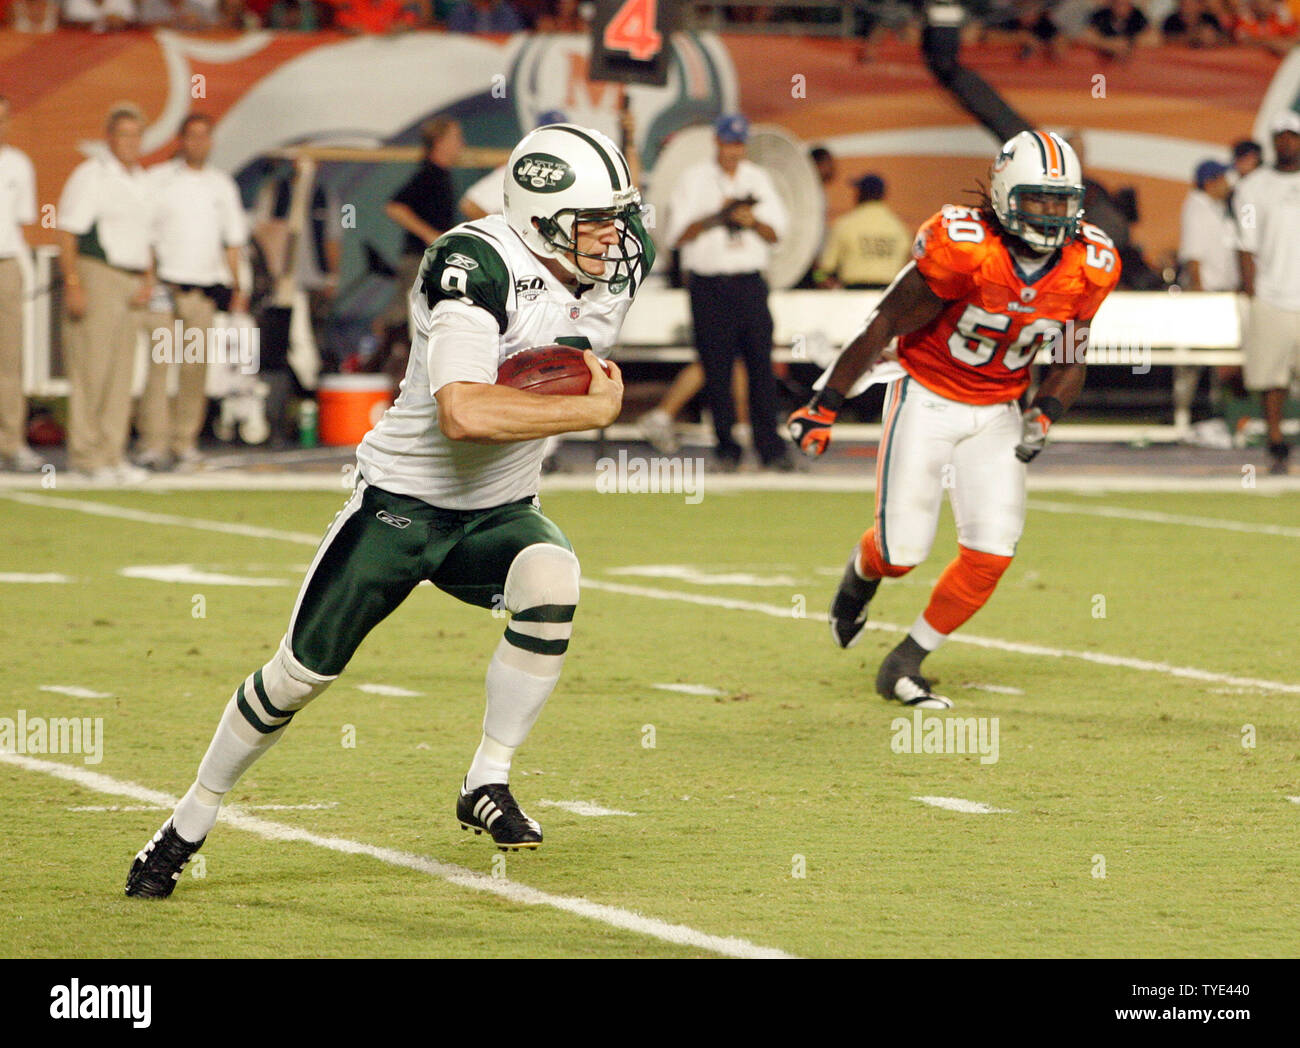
[
  {"left": 503, "top": 123, "right": 646, "bottom": 289},
  {"left": 989, "top": 130, "right": 1085, "bottom": 252}
]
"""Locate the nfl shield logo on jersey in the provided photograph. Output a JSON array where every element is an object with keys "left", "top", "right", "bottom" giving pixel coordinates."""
[
  {"left": 1021, "top": 287, "right": 1037, "bottom": 303},
  {"left": 570, "top": 305, "right": 581, "bottom": 319}
]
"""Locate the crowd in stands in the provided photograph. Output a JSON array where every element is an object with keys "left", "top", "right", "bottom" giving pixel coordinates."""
[
  {"left": 0, "top": 0, "right": 571, "bottom": 33},
  {"left": 4, "top": 0, "right": 1298, "bottom": 46}
]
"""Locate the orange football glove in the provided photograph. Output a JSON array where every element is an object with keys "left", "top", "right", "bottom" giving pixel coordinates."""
[{"left": 788, "top": 389, "right": 845, "bottom": 457}]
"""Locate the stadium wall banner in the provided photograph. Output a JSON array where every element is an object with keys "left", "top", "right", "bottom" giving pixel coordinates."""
[{"left": 0, "top": 29, "right": 1286, "bottom": 267}]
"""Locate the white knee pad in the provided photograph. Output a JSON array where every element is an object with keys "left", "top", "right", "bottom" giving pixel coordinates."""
[
  {"left": 254, "top": 637, "right": 336, "bottom": 719},
  {"left": 502, "top": 543, "right": 580, "bottom": 614}
]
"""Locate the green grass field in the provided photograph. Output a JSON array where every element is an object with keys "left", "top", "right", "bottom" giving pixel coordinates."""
[{"left": 1, "top": 485, "right": 1297, "bottom": 958}]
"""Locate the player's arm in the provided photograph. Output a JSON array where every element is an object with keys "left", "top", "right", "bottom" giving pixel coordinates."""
[
  {"left": 436, "top": 352, "right": 623, "bottom": 444},
  {"left": 788, "top": 263, "right": 946, "bottom": 456},
  {"left": 1013, "top": 330, "right": 1088, "bottom": 463}
]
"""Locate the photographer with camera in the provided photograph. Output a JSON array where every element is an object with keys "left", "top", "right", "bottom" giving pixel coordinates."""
[{"left": 665, "top": 113, "right": 793, "bottom": 471}]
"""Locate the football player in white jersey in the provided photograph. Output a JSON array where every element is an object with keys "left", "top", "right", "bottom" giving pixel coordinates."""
[{"left": 126, "top": 125, "right": 654, "bottom": 896}]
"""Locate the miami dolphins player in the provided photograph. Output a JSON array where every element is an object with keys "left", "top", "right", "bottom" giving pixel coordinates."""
[{"left": 126, "top": 124, "right": 653, "bottom": 896}]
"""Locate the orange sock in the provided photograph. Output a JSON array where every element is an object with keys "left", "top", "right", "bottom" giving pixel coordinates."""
[
  {"left": 856, "top": 527, "right": 913, "bottom": 579},
  {"left": 921, "top": 545, "right": 1013, "bottom": 636}
]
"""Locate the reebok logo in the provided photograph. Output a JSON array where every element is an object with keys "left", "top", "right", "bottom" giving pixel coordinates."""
[
  {"left": 50, "top": 980, "right": 151, "bottom": 1028},
  {"left": 376, "top": 511, "right": 411, "bottom": 529}
]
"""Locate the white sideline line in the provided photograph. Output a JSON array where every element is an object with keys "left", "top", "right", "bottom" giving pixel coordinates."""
[
  {"left": 3, "top": 753, "right": 792, "bottom": 960},
  {"left": 11, "top": 493, "right": 1299, "bottom": 695},
  {"left": 582, "top": 580, "right": 1300, "bottom": 695},
  {"left": 0, "top": 572, "right": 74, "bottom": 583},
  {"left": 1027, "top": 499, "right": 1300, "bottom": 539},
  {"left": 913, "top": 796, "right": 1013, "bottom": 814},
  {"left": 537, "top": 799, "right": 638, "bottom": 817}
]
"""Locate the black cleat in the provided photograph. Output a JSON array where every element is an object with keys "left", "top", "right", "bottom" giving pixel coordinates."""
[
  {"left": 876, "top": 637, "right": 951, "bottom": 708},
  {"left": 125, "top": 819, "right": 205, "bottom": 899},
  {"left": 829, "top": 553, "right": 880, "bottom": 649},
  {"left": 457, "top": 782, "right": 542, "bottom": 851}
]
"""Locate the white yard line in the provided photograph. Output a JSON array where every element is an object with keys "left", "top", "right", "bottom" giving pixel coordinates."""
[
  {"left": 912, "top": 796, "right": 1013, "bottom": 814},
  {"left": 537, "top": 800, "right": 639, "bottom": 817},
  {"left": 67, "top": 802, "right": 339, "bottom": 812},
  {"left": 1026, "top": 499, "right": 1300, "bottom": 539},
  {"left": 3, "top": 752, "right": 792, "bottom": 960},
  {"left": 40, "top": 685, "right": 113, "bottom": 699},
  {"left": 652, "top": 683, "right": 726, "bottom": 696},
  {"left": 10, "top": 494, "right": 1298, "bottom": 694},
  {"left": 0, "top": 572, "right": 75, "bottom": 583},
  {"left": 582, "top": 580, "right": 1300, "bottom": 695},
  {"left": 1, "top": 492, "right": 323, "bottom": 545},
  {"left": 356, "top": 683, "right": 424, "bottom": 697}
]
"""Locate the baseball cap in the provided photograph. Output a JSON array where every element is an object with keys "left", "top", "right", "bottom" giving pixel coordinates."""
[
  {"left": 1193, "top": 160, "right": 1230, "bottom": 189},
  {"left": 1269, "top": 110, "right": 1300, "bottom": 136},
  {"left": 536, "top": 109, "right": 568, "bottom": 128},
  {"left": 714, "top": 113, "right": 750, "bottom": 144}
]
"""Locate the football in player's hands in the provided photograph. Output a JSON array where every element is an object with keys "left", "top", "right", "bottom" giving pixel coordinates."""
[{"left": 495, "top": 345, "right": 611, "bottom": 396}]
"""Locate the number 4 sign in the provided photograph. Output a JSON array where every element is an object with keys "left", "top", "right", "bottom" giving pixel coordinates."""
[{"left": 590, "top": 0, "right": 678, "bottom": 87}]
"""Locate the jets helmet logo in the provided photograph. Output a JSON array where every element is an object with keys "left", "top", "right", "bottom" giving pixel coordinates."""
[{"left": 513, "top": 153, "right": 576, "bottom": 193}]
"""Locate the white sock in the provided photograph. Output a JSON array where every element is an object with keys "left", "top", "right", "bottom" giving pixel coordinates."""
[
  {"left": 910, "top": 613, "right": 949, "bottom": 653},
  {"left": 173, "top": 782, "right": 224, "bottom": 842},
  {"left": 465, "top": 734, "right": 516, "bottom": 791},
  {"left": 465, "top": 636, "right": 564, "bottom": 788}
]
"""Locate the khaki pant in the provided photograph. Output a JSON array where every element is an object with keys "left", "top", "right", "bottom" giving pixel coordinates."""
[
  {"left": 0, "top": 257, "right": 25, "bottom": 457},
  {"left": 137, "top": 285, "right": 216, "bottom": 457},
  {"left": 64, "top": 257, "right": 146, "bottom": 472}
]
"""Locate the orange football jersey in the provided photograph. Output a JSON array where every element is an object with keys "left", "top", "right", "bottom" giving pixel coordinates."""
[{"left": 897, "top": 205, "right": 1122, "bottom": 404}]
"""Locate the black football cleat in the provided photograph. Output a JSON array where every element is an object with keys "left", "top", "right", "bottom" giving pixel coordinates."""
[
  {"left": 125, "top": 819, "right": 205, "bottom": 899},
  {"left": 457, "top": 781, "right": 542, "bottom": 851},
  {"left": 829, "top": 553, "right": 880, "bottom": 649}
]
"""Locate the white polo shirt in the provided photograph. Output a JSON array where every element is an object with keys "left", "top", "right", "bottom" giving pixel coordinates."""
[
  {"left": 666, "top": 157, "right": 788, "bottom": 276},
  {"left": 57, "top": 152, "right": 153, "bottom": 271},
  {"left": 1233, "top": 165, "right": 1300, "bottom": 311},
  {"left": 0, "top": 144, "right": 36, "bottom": 260},
  {"left": 148, "top": 158, "right": 249, "bottom": 286},
  {"left": 61, "top": 0, "right": 137, "bottom": 23},
  {"left": 1179, "top": 189, "right": 1239, "bottom": 291}
]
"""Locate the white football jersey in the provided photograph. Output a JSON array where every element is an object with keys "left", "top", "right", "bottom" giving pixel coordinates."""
[{"left": 355, "top": 214, "right": 653, "bottom": 509}]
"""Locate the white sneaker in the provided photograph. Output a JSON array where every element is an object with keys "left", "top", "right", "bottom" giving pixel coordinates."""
[
  {"left": 888, "top": 675, "right": 954, "bottom": 710},
  {"left": 132, "top": 448, "right": 172, "bottom": 471},
  {"left": 637, "top": 409, "right": 680, "bottom": 454},
  {"left": 111, "top": 462, "right": 151, "bottom": 485},
  {"left": 173, "top": 448, "right": 203, "bottom": 473},
  {"left": 4, "top": 445, "right": 46, "bottom": 472}
]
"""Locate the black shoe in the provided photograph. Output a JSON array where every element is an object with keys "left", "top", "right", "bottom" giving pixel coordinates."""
[
  {"left": 457, "top": 781, "right": 542, "bottom": 851},
  {"left": 125, "top": 819, "right": 205, "bottom": 899},
  {"left": 1268, "top": 442, "right": 1290, "bottom": 476},
  {"left": 829, "top": 554, "right": 880, "bottom": 649},
  {"left": 876, "top": 636, "right": 943, "bottom": 704}
]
